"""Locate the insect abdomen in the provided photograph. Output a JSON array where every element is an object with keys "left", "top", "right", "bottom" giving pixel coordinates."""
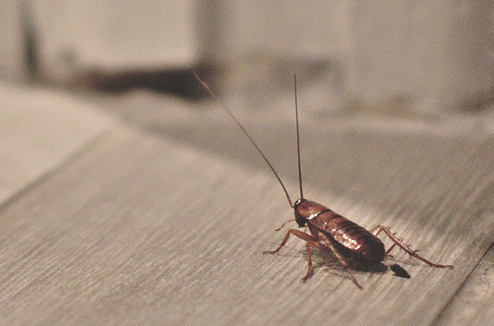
[
  {"left": 296, "top": 199, "right": 386, "bottom": 264},
  {"left": 320, "top": 211, "right": 385, "bottom": 263}
]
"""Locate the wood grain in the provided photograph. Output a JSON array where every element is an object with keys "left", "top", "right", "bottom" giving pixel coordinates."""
[
  {"left": 436, "top": 245, "right": 494, "bottom": 325},
  {"left": 1, "top": 86, "right": 494, "bottom": 325},
  {"left": 0, "top": 82, "right": 114, "bottom": 203},
  {"left": 0, "top": 107, "right": 493, "bottom": 325}
]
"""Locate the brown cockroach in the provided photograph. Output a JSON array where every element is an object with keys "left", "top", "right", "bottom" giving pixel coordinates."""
[{"left": 193, "top": 72, "right": 453, "bottom": 289}]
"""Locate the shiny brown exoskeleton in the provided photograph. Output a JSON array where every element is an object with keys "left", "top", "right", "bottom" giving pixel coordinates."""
[
  {"left": 263, "top": 198, "right": 452, "bottom": 288},
  {"left": 193, "top": 72, "right": 453, "bottom": 289}
]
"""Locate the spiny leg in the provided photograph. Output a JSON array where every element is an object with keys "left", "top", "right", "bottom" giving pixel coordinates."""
[
  {"left": 370, "top": 226, "right": 397, "bottom": 256},
  {"left": 369, "top": 225, "right": 385, "bottom": 237},
  {"left": 370, "top": 225, "right": 453, "bottom": 269}
]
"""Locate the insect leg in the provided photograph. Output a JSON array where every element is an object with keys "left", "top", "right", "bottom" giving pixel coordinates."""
[
  {"left": 274, "top": 219, "right": 295, "bottom": 231},
  {"left": 264, "top": 229, "right": 363, "bottom": 288},
  {"left": 297, "top": 237, "right": 362, "bottom": 288},
  {"left": 263, "top": 229, "right": 316, "bottom": 254},
  {"left": 302, "top": 242, "right": 314, "bottom": 282},
  {"left": 262, "top": 229, "right": 319, "bottom": 283},
  {"left": 371, "top": 225, "right": 453, "bottom": 269},
  {"left": 369, "top": 225, "right": 384, "bottom": 236},
  {"left": 385, "top": 244, "right": 396, "bottom": 256},
  {"left": 370, "top": 226, "right": 397, "bottom": 256},
  {"left": 370, "top": 226, "right": 395, "bottom": 256}
]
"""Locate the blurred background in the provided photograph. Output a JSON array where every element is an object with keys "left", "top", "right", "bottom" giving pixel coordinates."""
[{"left": 2, "top": 0, "right": 494, "bottom": 116}]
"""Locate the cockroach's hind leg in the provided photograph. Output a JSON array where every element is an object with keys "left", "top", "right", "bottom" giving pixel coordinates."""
[
  {"left": 369, "top": 225, "right": 384, "bottom": 236},
  {"left": 385, "top": 243, "right": 396, "bottom": 256},
  {"left": 370, "top": 226, "right": 397, "bottom": 257},
  {"left": 378, "top": 226, "right": 453, "bottom": 269}
]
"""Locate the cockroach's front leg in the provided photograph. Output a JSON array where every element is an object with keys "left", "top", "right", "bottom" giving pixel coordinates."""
[
  {"left": 263, "top": 229, "right": 321, "bottom": 284},
  {"left": 262, "top": 229, "right": 319, "bottom": 283},
  {"left": 263, "top": 229, "right": 315, "bottom": 255},
  {"left": 370, "top": 225, "right": 453, "bottom": 269}
]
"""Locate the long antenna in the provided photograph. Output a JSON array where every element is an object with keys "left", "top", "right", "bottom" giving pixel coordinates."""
[
  {"left": 193, "top": 72, "right": 294, "bottom": 208},
  {"left": 294, "top": 74, "right": 303, "bottom": 199}
]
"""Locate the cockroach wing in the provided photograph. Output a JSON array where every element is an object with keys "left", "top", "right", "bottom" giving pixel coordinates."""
[{"left": 308, "top": 210, "right": 386, "bottom": 264}]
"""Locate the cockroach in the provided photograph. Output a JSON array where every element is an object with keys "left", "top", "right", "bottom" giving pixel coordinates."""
[{"left": 193, "top": 72, "right": 453, "bottom": 289}]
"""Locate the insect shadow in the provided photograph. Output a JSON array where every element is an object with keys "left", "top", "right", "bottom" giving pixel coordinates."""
[
  {"left": 277, "top": 237, "right": 412, "bottom": 284},
  {"left": 309, "top": 246, "right": 389, "bottom": 274}
]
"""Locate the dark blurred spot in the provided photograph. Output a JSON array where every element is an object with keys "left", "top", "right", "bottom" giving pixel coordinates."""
[
  {"left": 81, "top": 62, "right": 221, "bottom": 100},
  {"left": 390, "top": 263, "right": 411, "bottom": 279}
]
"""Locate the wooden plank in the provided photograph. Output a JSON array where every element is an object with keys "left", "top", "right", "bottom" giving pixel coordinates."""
[
  {"left": 0, "top": 106, "right": 493, "bottom": 325},
  {"left": 435, "top": 244, "right": 494, "bottom": 326},
  {"left": 0, "top": 81, "right": 114, "bottom": 204}
]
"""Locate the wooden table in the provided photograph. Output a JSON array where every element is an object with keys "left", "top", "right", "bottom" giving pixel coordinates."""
[{"left": 1, "top": 82, "right": 493, "bottom": 325}]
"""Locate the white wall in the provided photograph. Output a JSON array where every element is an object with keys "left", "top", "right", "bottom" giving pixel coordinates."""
[
  {"left": 1, "top": 0, "right": 493, "bottom": 112},
  {"left": 347, "top": 0, "right": 494, "bottom": 112},
  {"left": 0, "top": 0, "right": 24, "bottom": 81},
  {"left": 32, "top": 0, "right": 198, "bottom": 83}
]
